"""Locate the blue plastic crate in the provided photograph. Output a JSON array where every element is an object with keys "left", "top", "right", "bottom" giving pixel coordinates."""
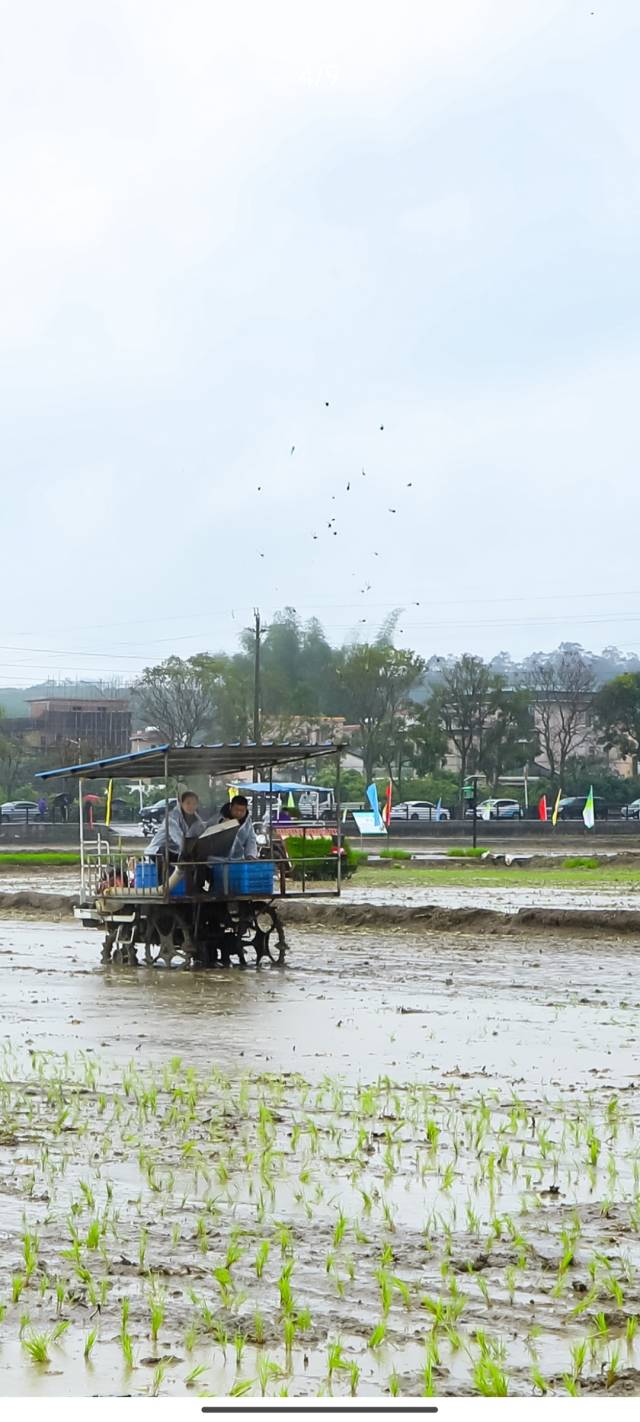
[
  {"left": 212, "top": 860, "right": 275, "bottom": 897},
  {"left": 135, "top": 862, "right": 158, "bottom": 889},
  {"left": 170, "top": 875, "right": 187, "bottom": 897}
]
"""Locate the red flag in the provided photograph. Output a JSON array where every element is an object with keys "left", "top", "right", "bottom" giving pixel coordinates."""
[
  {"left": 538, "top": 794, "right": 548, "bottom": 822},
  {"left": 383, "top": 781, "right": 393, "bottom": 826}
]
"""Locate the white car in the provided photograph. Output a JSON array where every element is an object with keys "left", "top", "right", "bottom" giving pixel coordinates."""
[
  {"left": 1, "top": 799, "right": 42, "bottom": 822},
  {"left": 465, "top": 797, "right": 522, "bottom": 820},
  {"left": 390, "top": 799, "right": 450, "bottom": 822}
]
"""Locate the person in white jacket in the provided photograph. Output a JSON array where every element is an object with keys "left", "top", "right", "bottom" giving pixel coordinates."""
[{"left": 146, "top": 791, "right": 205, "bottom": 880}]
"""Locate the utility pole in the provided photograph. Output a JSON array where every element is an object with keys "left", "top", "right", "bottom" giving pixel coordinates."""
[{"left": 251, "top": 608, "right": 264, "bottom": 786}]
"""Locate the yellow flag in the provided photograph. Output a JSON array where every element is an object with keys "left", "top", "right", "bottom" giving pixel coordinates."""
[
  {"left": 105, "top": 779, "right": 113, "bottom": 827},
  {"left": 228, "top": 785, "right": 239, "bottom": 800},
  {"left": 551, "top": 787, "right": 562, "bottom": 827}
]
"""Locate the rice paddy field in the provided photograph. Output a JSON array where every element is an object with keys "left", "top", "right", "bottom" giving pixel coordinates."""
[{"left": 0, "top": 917, "right": 639, "bottom": 1397}]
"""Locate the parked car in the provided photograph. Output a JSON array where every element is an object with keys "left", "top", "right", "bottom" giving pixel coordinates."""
[
  {"left": 139, "top": 797, "right": 178, "bottom": 831},
  {"left": 621, "top": 798, "right": 640, "bottom": 820},
  {"left": 555, "top": 795, "right": 609, "bottom": 821},
  {"left": 390, "top": 800, "right": 451, "bottom": 822},
  {"left": 0, "top": 799, "right": 41, "bottom": 822},
  {"left": 465, "top": 798, "right": 522, "bottom": 820}
]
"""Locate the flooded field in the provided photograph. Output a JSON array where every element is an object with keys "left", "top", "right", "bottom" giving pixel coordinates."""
[
  {"left": 2, "top": 864, "right": 640, "bottom": 915},
  {"left": 0, "top": 918, "right": 639, "bottom": 1397}
]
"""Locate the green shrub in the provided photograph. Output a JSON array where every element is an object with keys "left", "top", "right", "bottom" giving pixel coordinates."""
[
  {"left": 379, "top": 848, "right": 411, "bottom": 861},
  {"left": 286, "top": 836, "right": 339, "bottom": 881},
  {"left": 562, "top": 856, "right": 600, "bottom": 870}
]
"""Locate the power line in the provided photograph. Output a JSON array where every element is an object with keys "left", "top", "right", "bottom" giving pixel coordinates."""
[{"left": 5, "top": 584, "right": 640, "bottom": 641}]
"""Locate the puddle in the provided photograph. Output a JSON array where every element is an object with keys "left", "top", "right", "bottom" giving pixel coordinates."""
[{"left": 0, "top": 920, "right": 639, "bottom": 1397}]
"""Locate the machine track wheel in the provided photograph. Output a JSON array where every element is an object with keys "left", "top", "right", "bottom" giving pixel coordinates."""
[{"left": 144, "top": 909, "right": 193, "bottom": 969}]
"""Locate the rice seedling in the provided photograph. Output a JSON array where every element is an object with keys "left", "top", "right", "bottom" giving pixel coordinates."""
[
  {"left": 186, "top": 1362, "right": 207, "bottom": 1387},
  {"left": 229, "top": 1378, "right": 254, "bottom": 1397},
  {"left": 626, "top": 1315, "right": 638, "bottom": 1346},
  {"left": 252, "top": 1309, "right": 266, "bottom": 1345},
  {"left": 150, "top": 1361, "right": 167, "bottom": 1395},
  {"left": 23, "top": 1332, "right": 51, "bottom": 1365},
  {"left": 12, "top": 1274, "right": 26, "bottom": 1304},
  {"left": 473, "top": 1356, "right": 508, "bottom": 1395},
  {"left": 148, "top": 1286, "right": 166, "bottom": 1342},
  {"left": 326, "top": 1339, "right": 348, "bottom": 1381},
  {"left": 84, "top": 1328, "right": 98, "bottom": 1360},
  {"left": 368, "top": 1322, "right": 386, "bottom": 1349},
  {"left": 531, "top": 1366, "right": 548, "bottom": 1393}
]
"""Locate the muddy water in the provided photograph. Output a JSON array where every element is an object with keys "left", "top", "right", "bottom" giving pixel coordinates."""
[{"left": 0, "top": 919, "right": 639, "bottom": 1397}]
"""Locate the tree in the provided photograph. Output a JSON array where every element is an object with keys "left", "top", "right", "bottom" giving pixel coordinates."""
[
  {"left": 403, "top": 705, "right": 449, "bottom": 778},
  {"left": 477, "top": 686, "right": 539, "bottom": 794},
  {"left": 524, "top": 648, "right": 596, "bottom": 781},
  {"left": 431, "top": 655, "right": 494, "bottom": 787},
  {"left": 593, "top": 672, "right": 640, "bottom": 775},
  {"left": 136, "top": 654, "right": 225, "bottom": 744},
  {"left": 334, "top": 643, "right": 426, "bottom": 784}
]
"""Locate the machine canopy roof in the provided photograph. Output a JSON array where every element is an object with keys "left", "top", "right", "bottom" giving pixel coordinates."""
[{"left": 36, "top": 742, "right": 341, "bottom": 783}]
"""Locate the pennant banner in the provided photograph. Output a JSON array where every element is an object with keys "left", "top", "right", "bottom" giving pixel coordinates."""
[
  {"left": 551, "top": 787, "right": 562, "bottom": 827},
  {"left": 366, "top": 782, "right": 383, "bottom": 828}
]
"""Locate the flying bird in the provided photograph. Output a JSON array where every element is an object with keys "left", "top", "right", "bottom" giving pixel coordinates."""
[
  {"left": 346, "top": 482, "right": 350, "bottom": 491},
  {"left": 361, "top": 468, "right": 366, "bottom": 476},
  {"left": 388, "top": 507, "right": 397, "bottom": 514},
  {"left": 379, "top": 424, "right": 384, "bottom": 431},
  {"left": 406, "top": 482, "right": 413, "bottom": 487},
  {"left": 325, "top": 401, "right": 330, "bottom": 406},
  {"left": 290, "top": 445, "right": 295, "bottom": 455}
]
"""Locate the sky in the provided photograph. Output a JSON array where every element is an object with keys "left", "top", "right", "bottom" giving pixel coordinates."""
[{"left": 1, "top": 0, "right": 639, "bottom": 688}]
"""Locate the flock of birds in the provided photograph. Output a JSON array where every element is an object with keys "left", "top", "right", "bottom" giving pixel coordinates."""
[{"left": 252, "top": 402, "right": 421, "bottom": 634}]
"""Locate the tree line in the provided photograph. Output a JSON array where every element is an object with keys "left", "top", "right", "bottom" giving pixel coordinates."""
[
  {"left": 133, "top": 611, "right": 640, "bottom": 799},
  {"left": 2, "top": 610, "right": 640, "bottom": 804}
]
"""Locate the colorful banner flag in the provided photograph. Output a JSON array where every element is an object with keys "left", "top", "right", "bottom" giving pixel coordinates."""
[
  {"left": 551, "top": 787, "right": 562, "bottom": 827},
  {"left": 228, "top": 785, "right": 239, "bottom": 800},
  {"left": 105, "top": 780, "right": 113, "bottom": 827},
  {"left": 583, "top": 785, "right": 595, "bottom": 829},
  {"left": 538, "top": 794, "right": 548, "bottom": 822},
  {"left": 287, "top": 792, "right": 296, "bottom": 809},
  {"left": 366, "top": 782, "right": 383, "bottom": 828},
  {"left": 383, "top": 781, "right": 393, "bottom": 826}
]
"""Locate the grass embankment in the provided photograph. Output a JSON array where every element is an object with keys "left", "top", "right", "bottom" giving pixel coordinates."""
[
  {"left": 353, "top": 864, "right": 640, "bottom": 891},
  {"left": 0, "top": 851, "right": 80, "bottom": 866}
]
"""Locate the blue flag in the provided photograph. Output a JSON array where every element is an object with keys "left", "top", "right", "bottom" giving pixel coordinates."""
[{"left": 366, "top": 782, "right": 383, "bottom": 828}]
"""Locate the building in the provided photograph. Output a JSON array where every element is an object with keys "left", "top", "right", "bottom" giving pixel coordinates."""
[{"left": 22, "top": 696, "right": 131, "bottom": 757}]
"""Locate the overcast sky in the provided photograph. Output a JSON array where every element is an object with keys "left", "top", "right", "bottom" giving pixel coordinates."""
[{"left": 1, "top": 0, "right": 639, "bottom": 687}]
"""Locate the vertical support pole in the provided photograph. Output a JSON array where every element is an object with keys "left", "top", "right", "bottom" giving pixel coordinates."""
[
  {"left": 301, "top": 825, "right": 306, "bottom": 895},
  {"left": 163, "top": 751, "right": 170, "bottom": 900},
  {"left": 472, "top": 775, "right": 478, "bottom": 851},
  {"left": 268, "top": 764, "right": 274, "bottom": 861},
  {"left": 252, "top": 608, "right": 261, "bottom": 789},
  {"left": 78, "top": 777, "right": 85, "bottom": 901},
  {"left": 335, "top": 747, "right": 342, "bottom": 896}
]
